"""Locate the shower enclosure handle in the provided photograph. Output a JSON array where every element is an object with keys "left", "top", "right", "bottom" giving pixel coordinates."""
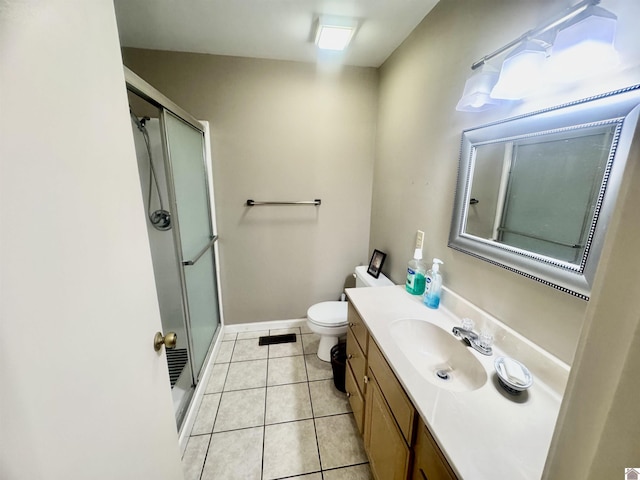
[{"left": 182, "top": 236, "right": 218, "bottom": 266}]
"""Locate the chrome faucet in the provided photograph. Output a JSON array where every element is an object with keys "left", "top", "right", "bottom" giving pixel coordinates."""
[{"left": 452, "top": 327, "right": 493, "bottom": 356}]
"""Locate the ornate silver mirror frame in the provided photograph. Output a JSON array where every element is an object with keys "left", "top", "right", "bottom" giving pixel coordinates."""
[{"left": 449, "top": 85, "right": 640, "bottom": 300}]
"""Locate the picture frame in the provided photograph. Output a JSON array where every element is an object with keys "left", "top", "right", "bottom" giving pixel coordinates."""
[{"left": 367, "top": 249, "right": 387, "bottom": 279}]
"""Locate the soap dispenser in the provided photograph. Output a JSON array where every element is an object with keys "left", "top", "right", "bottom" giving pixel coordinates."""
[
  {"left": 423, "top": 258, "right": 444, "bottom": 309},
  {"left": 405, "top": 230, "right": 426, "bottom": 295}
]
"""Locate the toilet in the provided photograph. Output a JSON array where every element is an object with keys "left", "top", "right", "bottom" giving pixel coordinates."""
[{"left": 306, "top": 265, "right": 393, "bottom": 361}]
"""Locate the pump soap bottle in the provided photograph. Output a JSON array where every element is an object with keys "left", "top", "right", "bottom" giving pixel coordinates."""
[
  {"left": 424, "top": 258, "right": 444, "bottom": 309},
  {"left": 405, "top": 230, "right": 426, "bottom": 295}
]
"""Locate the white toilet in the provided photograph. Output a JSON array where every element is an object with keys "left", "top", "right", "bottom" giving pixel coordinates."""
[{"left": 306, "top": 265, "right": 393, "bottom": 361}]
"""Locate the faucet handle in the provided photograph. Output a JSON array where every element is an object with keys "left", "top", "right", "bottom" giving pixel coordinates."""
[
  {"left": 478, "top": 330, "right": 494, "bottom": 350},
  {"left": 461, "top": 317, "right": 475, "bottom": 331}
]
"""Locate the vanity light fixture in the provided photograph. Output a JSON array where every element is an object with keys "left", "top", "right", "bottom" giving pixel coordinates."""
[
  {"left": 490, "top": 41, "right": 548, "bottom": 100},
  {"left": 455, "top": 65, "right": 503, "bottom": 112},
  {"left": 548, "top": 5, "right": 619, "bottom": 82},
  {"left": 456, "top": 0, "right": 619, "bottom": 109},
  {"left": 314, "top": 15, "right": 357, "bottom": 51}
]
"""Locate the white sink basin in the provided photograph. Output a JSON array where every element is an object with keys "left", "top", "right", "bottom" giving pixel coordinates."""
[{"left": 390, "top": 318, "right": 488, "bottom": 392}]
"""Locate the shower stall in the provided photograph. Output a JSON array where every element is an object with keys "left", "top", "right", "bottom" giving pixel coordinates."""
[{"left": 126, "top": 68, "right": 222, "bottom": 429}]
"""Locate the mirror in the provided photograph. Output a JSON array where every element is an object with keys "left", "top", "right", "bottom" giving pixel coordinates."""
[{"left": 449, "top": 86, "right": 640, "bottom": 300}]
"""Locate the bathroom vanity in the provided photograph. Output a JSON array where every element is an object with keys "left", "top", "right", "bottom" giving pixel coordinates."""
[{"left": 345, "top": 285, "right": 569, "bottom": 479}]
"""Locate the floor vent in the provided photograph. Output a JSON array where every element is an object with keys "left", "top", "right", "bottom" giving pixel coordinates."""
[
  {"left": 258, "top": 333, "right": 297, "bottom": 346},
  {"left": 166, "top": 348, "right": 188, "bottom": 388}
]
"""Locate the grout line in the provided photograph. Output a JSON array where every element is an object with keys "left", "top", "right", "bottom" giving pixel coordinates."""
[
  {"left": 195, "top": 339, "right": 233, "bottom": 479},
  {"left": 302, "top": 348, "right": 323, "bottom": 473},
  {"left": 261, "top": 348, "right": 269, "bottom": 480},
  {"left": 197, "top": 434, "right": 213, "bottom": 480}
]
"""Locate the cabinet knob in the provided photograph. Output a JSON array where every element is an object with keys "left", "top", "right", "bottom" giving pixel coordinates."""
[
  {"left": 346, "top": 392, "right": 352, "bottom": 398},
  {"left": 347, "top": 354, "right": 353, "bottom": 359},
  {"left": 349, "top": 322, "right": 356, "bottom": 327},
  {"left": 364, "top": 375, "right": 369, "bottom": 384}
]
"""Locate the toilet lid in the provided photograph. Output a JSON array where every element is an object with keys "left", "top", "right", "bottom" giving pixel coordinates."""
[{"left": 307, "top": 301, "right": 348, "bottom": 327}]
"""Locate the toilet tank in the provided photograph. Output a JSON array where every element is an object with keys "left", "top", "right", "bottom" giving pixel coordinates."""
[{"left": 354, "top": 265, "right": 394, "bottom": 288}]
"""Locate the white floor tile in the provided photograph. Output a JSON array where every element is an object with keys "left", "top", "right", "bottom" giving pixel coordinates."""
[
  {"left": 323, "top": 464, "right": 372, "bottom": 480},
  {"left": 285, "top": 474, "right": 322, "bottom": 480},
  {"left": 237, "top": 329, "right": 269, "bottom": 340},
  {"left": 267, "top": 355, "right": 308, "bottom": 386},
  {"left": 263, "top": 419, "right": 320, "bottom": 480},
  {"left": 182, "top": 435, "right": 210, "bottom": 480},
  {"left": 191, "top": 393, "right": 221, "bottom": 435},
  {"left": 201, "top": 426, "right": 263, "bottom": 480},
  {"left": 213, "top": 388, "right": 265, "bottom": 432},
  {"left": 183, "top": 320, "right": 372, "bottom": 480},
  {"left": 205, "top": 363, "right": 229, "bottom": 394},
  {"left": 309, "top": 379, "right": 351, "bottom": 417},
  {"left": 268, "top": 339, "right": 303, "bottom": 358},
  {"left": 214, "top": 341, "right": 234, "bottom": 363},
  {"left": 304, "top": 353, "right": 333, "bottom": 381},
  {"left": 231, "top": 338, "right": 268, "bottom": 362},
  {"left": 265, "top": 383, "right": 313, "bottom": 424},
  {"left": 315, "top": 414, "right": 367, "bottom": 469},
  {"left": 223, "top": 359, "right": 267, "bottom": 391},
  {"left": 301, "top": 333, "right": 320, "bottom": 355}
]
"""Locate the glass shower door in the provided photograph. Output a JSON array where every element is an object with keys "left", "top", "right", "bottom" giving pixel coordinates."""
[{"left": 162, "top": 110, "right": 220, "bottom": 380}]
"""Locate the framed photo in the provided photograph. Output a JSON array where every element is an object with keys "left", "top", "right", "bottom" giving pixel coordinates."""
[{"left": 367, "top": 249, "right": 387, "bottom": 279}]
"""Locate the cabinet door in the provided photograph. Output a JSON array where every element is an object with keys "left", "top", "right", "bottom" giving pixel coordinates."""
[
  {"left": 411, "top": 419, "right": 458, "bottom": 480},
  {"left": 347, "top": 327, "right": 367, "bottom": 394},
  {"left": 365, "top": 371, "right": 410, "bottom": 480},
  {"left": 348, "top": 302, "right": 368, "bottom": 353},
  {"left": 346, "top": 363, "right": 365, "bottom": 434},
  {"left": 368, "top": 339, "right": 415, "bottom": 443}
]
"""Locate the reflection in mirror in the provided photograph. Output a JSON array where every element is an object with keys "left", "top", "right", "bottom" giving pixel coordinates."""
[
  {"left": 466, "top": 125, "right": 615, "bottom": 264},
  {"left": 449, "top": 86, "right": 640, "bottom": 300}
]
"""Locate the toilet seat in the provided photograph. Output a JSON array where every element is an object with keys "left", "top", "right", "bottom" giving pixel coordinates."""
[{"left": 307, "top": 301, "right": 348, "bottom": 327}]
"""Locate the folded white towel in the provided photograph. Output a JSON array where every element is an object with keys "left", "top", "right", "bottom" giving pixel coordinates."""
[{"left": 503, "top": 357, "right": 527, "bottom": 385}]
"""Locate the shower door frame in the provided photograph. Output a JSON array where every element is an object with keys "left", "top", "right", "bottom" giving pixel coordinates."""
[{"left": 125, "top": 67, "right": 223, "bottom": 414}]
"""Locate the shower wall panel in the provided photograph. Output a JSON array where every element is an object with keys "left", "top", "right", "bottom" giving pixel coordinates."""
[{"left": 131, "top": 118, "right": 185, "bottom": 340}]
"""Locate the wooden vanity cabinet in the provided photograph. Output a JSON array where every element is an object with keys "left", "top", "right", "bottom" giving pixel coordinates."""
[
  {"left": 411, "top": 418, "right": 458, "bottom": 480},
  {"left": 365, "top": 371, "right": 411, "bottom": 480},
  {"left": 346, "top": 303, "right": 368, "bottom": 434},
  {"left": 346, "top": 328, "right": 366, "bottom": 433},
  {"left": 346, "top": 302, "right": 459, "bottom": 480}
]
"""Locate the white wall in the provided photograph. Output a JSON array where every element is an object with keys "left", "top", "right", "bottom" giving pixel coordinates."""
[
  {"left": 122, "top": 50, "right": 379, "bottom": 325},
  {"left": 0, "top": 1, "right": 183, "bottom": 478},
  {"left": 371, "top": 0, "right": 640, "bottom": 364}
]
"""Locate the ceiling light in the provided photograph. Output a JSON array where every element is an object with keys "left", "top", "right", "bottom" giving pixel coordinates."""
[
  {"left": 456, "top": 65, "right": 503, "bottom": 112},
  {"left": 548, "top": 6, "right": 618, "bottom": 81},
  {"left": 315, "top": 16, "right": 357, "bottom": 51},
  {"left": 490, "top": 41, "right": 547, "bottom": 100}
]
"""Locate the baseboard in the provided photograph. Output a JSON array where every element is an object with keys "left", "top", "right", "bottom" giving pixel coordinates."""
[{"left": 224, "top": 318, "right": 308, "bottom": 333}]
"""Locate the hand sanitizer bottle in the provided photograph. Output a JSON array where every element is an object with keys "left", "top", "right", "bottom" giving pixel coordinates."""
[
  {"left": 406, "top": 230, "right": 426, "bottom": 295},
  {"left": 405, "top": 249, "right": 426, "bottom": 295},
  {"left": 423, "top": 258, "right": 444, "bottom": 309}
]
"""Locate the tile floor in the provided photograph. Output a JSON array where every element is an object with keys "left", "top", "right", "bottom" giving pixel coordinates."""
[{"left": 182, "top": 326, "right": 372, "bottom": 480}]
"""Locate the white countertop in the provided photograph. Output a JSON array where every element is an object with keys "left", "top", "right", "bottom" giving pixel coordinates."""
[{"left": 346, "top": 285, "right": 567, "bottom": 480}]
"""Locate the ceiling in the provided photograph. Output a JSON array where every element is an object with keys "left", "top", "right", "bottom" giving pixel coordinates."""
[{"left": 114, "top": 0, "right": 440, "bottom": 68}]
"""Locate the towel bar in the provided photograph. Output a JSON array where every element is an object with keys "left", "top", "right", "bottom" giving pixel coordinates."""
[{"left": 246, "top": 199, "right": 321, "bottom": 206}]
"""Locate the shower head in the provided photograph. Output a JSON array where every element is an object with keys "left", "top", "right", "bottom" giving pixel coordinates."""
[
  {"left": 150, "top": 209, "right": 172, "bottom": 231},
  {"left": 129, "top": 109, "right": 151, "bottom": 132}
]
